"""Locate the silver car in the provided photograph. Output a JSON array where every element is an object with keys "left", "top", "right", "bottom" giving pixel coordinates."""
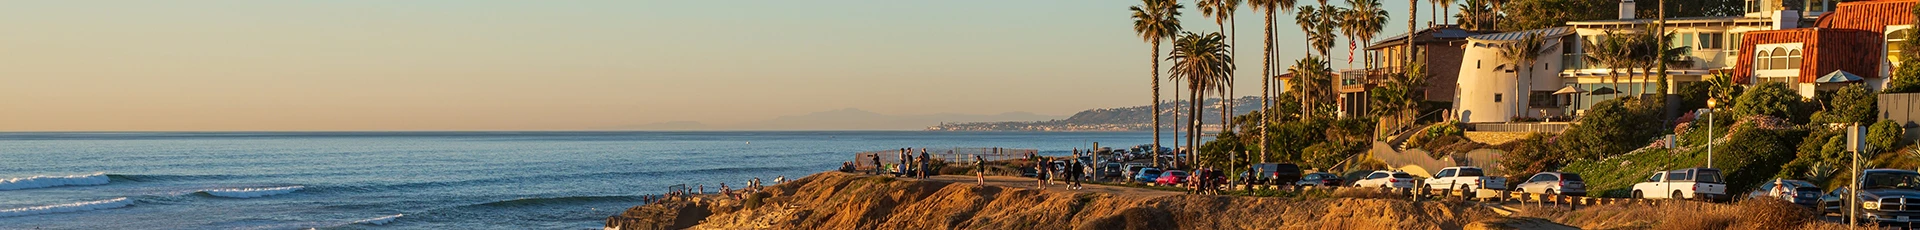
[{"left": 1516, "top": 172, "right": 1587, "bottom": 196}]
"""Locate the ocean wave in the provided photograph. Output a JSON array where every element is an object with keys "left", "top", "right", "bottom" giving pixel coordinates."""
[
  {"left": 0, "top": 197, "right": 132, "bottom": 218},
  {"left": 0, "top": 173, "right": 110, "bottom": 191},
  {"left": 352, "top": 214, "right": 403, "bottom": 225},
  {"left": 199, "top": 185, "right": 304, "bottom": 198},
  {"left": 106, "top": 173, "right": 238, "bottom": 182}
]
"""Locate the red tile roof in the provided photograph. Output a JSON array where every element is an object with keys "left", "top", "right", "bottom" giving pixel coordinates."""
[
  {"left": 1733, "top": 28, "right": 1882, "bottom": 84},
  {"left": 1815, "top": 0, "right": 1918, "bottom": 32}
]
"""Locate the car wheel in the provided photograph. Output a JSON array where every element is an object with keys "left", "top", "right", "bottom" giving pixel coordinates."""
[
  {"left": 1546, "top": 189, "right": 1557, "bottom": 195},
  {"left": 1673, "top": 191, "right": 1685, "bottom": 200},
  {"left": 1633, "top": 190, "right": 1643, "bottom": 199}
]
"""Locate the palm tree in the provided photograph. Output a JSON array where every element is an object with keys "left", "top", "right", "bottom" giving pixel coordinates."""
[
  {"left": 1200, "top": 0, "right": 1242, "bottom": 134},
  {"left": 1581, "top": 32, "right": 1629, "bottom": 100},
  {"left": 1249, "top": 0, "right": 1290, "bottom": 166},
  {"left": 1131, "top": 0, "right": 1181, "bottom": 167},
  {"left": 1346, "top": 0, "right": 1388, "bottom": 70},
  {"left": 1455, "top": 0, "right": 1495, "bottom": 31},
  {"left": 1403, "top": 0, "right": 1418, "bottom": 85},
  {"left": 1293, "top": 6, "right": 1324, "bottom": 119},
  {"left": 1170, "top": 32, "right": 1235, "bottom": 168},
  {"left": 1432, "top": 0, "right": 1457, "bottom": 27},
  {"left": 1289, "top": 56, "right": 1334, "bottom": 121},
  {"left": 1497, "top": 33, "right": 1547, "bottom": 120}
]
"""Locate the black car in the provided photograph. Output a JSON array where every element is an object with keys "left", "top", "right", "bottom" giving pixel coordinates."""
[
  {"left": 1242, "top": 163, "right": 1303, "bottom": 185},
  {"left": 1824, "top": 169, "right": 1920, "bottom": 225},
  {"left": 1295, "top": 172, "right": 1345, "bottom": 187}
]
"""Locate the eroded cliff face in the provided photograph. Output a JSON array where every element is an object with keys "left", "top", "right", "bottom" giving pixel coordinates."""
[{"left": 607, "top": 172, "right": 1502, "bottom": 230}]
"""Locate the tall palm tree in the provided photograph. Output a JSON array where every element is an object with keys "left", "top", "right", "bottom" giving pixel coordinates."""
[
  {"left": 1432, "top": 0, "right": 1457, "bottom": 27},
  {"left": 1455, "top": 0, "right": 1495, "bottom": 31},
  {"left": 1581, "top": 32, "right": 1629, "bottom": 100},
  {"left": 1311, "top": 5, "right": 1344, "bottom": 115},
  {"left": 1170, "top": 32, "right": 1234, "bottom": 168},
  {"left": 1347, "top": 0, "right": 1389, "bottom": 70},
  {"left": 1403, "top": 0, "right": 1418, "bottom": 85},
  {"left": 1200, "top": 0, "right": 1242, "bottom": 134},
  {"left": 1294, "top": 6, "right": 1321, "bottom": 119},
  {"left": 1249, "top": 0, "right": 1291, "bottom": 165},
  {"left": 1288, "top": 56, "right": 1334, "bottom": 122},
  {"left": 1131, "top": 0, "right": 1181, "bottom": 167},
  {"left": 1497, "top": 33, "right": 1548, "bottom": 120}
]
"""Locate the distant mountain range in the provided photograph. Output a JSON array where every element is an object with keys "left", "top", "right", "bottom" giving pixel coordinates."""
[
  {"left": 926, "top": 97, "right": 1264, "bottom": 131},
  {"left": 608, "top": 108, "right": 1064, "bottom": 131}
]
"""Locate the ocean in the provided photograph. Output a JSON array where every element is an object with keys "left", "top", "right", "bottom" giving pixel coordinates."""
[{"left": 0, "top": 131, "right": 1163, "bottom": 229}]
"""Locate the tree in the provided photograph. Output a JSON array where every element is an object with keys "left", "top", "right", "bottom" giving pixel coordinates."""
[
  {"left": 1199, "top": 0, "right": 1243, "bottom": 133},
  {"left": 1813, "top": 84, "right": 1877, "bottom": 124},
  {"left": 1296, "top": 6, "right": 1322, "bottom": 119},
  {"left": 1731, "top": 82, "right": 1803, "bottom": 120},
  {"left": 1131, "top": 0, "right": 1182, "bottom": 167},
  {"left": 1346, "top": 0, "right": 1389, "bottom": 69},
  {"left": 1251, "top": 0, "right": 1296, "bottom": 170},
  {"left": 1170, "top": 32, "right": 1236, "bottom": 167},
  {"left": 1289, "top": 56, "right": 1336, "bottom": 121},
  {"left": 1889, "top": 22, "right": 1920, "bottom": 93},
  {"left": 1455, "top": 0, "right": 1498, "bottom": 31},
  {"left": 1635, "top": 31, "right": 1692, "bottom": 104},
  {"left": 1498, "top": 32, "right": 1548, "bottom": 120},
  {"left": 1559, "top": 98, "right": 1663, "bottom": 160},
  {"left": 1869, "top": 119, "right": 1907, "bottom": 151},
  {"left": 1582, "top": 32, "right": 1632, "bottom": 100},
  {"left": 1705, "top": 71, "right": 1744, "bottom": 104},
  {"left": 1499, "top": 0, "right": 1612, "bottom": 31}
]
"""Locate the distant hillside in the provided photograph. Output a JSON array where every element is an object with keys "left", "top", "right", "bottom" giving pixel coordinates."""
[{"left": 927, "top": 96, "right": 1263, "bottom": 131}]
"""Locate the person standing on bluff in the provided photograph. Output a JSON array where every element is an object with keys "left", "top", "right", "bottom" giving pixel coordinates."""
[
  {"left": 918, "top": 149, "right": 931, "bottom": 179},
  {"left": 974, "top": 154, "right": 986, "bottom": 185},
  {"left": 869, "top": 154, "right": 882, "bottom": 175}
]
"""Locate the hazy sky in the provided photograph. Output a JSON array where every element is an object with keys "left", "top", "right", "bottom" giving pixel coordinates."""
[{"left": 1, "top": 0, "right": 1444, "bottom": 131}]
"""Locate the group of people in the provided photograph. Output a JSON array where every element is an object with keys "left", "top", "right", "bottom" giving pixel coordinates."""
[
  {"left": 720, "top": 176, "right": 788, "bottom": 200},
  {"left": 1033, "top": 149, "right": 1088, "bottom": 190}
]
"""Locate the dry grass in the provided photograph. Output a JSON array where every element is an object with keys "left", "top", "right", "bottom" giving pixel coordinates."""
[{"left": 1523, "top": 198, "right": 1836, "bottom": 230}]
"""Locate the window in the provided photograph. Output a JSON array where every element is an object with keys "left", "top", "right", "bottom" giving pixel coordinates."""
[
  {"left": 1495, "top": 94, "right": 1503, "bottom": 102},
  {"left": 1771, "top": 47, "right": 1788, "bottom": 69},
  {"left": 1459, "top": 168, "right": 1484, "bottom": 177},
  {"left": 1697, "top": 33, "right": 1724, "bottom": 49},
  {"left": 1757, "top": 50, "right": 1771, "bottom": 70},
  {"left": 1436, "top": 169, "right": 1455, "bottom": 178},
  {"left": 1668, "top": 171, "right": 1690, "bottom": 181},
  {"left": 1890, "top": 28, "right": 1910, "bottom": 70},
  {"left": 1529, "top": 174, "right": 1552, "bottom": 182},
  {"left": 1646, "top": 173, "right": 1663, "bottom": 182},
  {"left": 1529, "top": 91, "right": 1557, "bottom": 108},
  {"left": 1476, "top": 60, "right": 1481, "bottom": 69},
  {"left": 1756, "top": 46, "right": 1803, "bottom": 70},
  {"left": 1680, "top": 33, "right": 1695, "bottom": 50}
]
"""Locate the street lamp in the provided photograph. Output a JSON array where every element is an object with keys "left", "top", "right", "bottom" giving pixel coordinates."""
[{"left": 1705, "top": 98, "right": 1715, "bottom": 169}]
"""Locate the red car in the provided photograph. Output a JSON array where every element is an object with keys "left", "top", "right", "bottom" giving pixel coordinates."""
[{"left": 1154, "top": 170, "right": 1190, "bottom": 186}]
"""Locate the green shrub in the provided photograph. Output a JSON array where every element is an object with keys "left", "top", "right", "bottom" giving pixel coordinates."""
[
  {"left": 1732, "top": 82, "right": 1805, "bottom": 122},
  {"left": 1870, "top": 120, "right": 1907, "bottom": 151},
  {"left": 1498, "top": 134, "right": 1562, "bottom": 186},
  {"left": 1812, "top": 85, "right": 1877, "bottom": 124},
  {"left": 1559, "top": 98, "right": 1663, "bottom": 160}
]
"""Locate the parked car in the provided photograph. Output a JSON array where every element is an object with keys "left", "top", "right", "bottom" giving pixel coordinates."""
[
  {"left": 1515, "top": 172, "right": 1587, "bottom": 196},
  {"left": 1746, "top": 179, "right": 1820, "bottom": 208},
  {"left": 1822, "top": 169, "right": 1920, "bottom": 224},
  {"left": 1132, "top": 167, "right": 1164, "bottom": 183},
  {"left": 1122, "top": 163, "right": 1148, "bottom": 180},
  {"left": 1423, "top": 166, "right": 1508, "bottom": 192},
  {"left": 1352, "top": 171, "right": 1416, "bottom": 189},
  {"left": 1295, "top": 172, "right": 1345, "bottom": 187},
  {"left": 1154, "top": 170, "right": 1190, "bottom": 186},
  {"left": 1243, "top": 163, "right": 1303, "bottom": 185},
  {"left": 1630, "top": 168, "right": 1727, "bottom": 201},
  {"left": 1101, "top": 163, "right": 1124, "bottom": 179}
]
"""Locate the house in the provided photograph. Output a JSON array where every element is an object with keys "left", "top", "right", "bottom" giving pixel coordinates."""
[
  {"left": 1731, "top": 0, "right": 1916, "bottom": 96},
  {"left": 1449, "top": 0, "right": 1832, "bottom": 122},
  {"left": 1342, "top": 26, "right": 1495, "bottom": 117}
]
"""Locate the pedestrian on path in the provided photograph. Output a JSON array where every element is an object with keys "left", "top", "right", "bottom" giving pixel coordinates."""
[
  {"left": 919, "top": 149, "right": 931, "bottom": 179},
  {"left": 870, "top": 154, "right": 882, "bottom": 175},
  {"left": 974, "top": 154, "right": 986, "bottom": 185}
]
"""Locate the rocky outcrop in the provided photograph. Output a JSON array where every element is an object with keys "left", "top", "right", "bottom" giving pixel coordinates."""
[{"left": 607, "top": 172, "right": 1506, "bottom": 230}]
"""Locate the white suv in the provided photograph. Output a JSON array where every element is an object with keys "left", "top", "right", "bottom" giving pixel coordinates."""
[{"left": 1353, "top": 171, "right": 1416, "bottom": 189}]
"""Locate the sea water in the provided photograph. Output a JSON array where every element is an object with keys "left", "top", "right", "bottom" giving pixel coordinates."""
[{"left": 0, "top": 131, "right": 1159, "bottom": 229}]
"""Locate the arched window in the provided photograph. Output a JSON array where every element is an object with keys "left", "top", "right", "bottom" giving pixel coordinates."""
[
  {"left": 1757, "top": 50, "right": 1771, "bottom": 70},
  {"left": 1786, "top": 49, "right": 1802, "bottom": 69},
  {"left": 1890, "top": 28, "right": 1910, "bottom": 69},
  {"left": 1771, "top": 48, "right": 1789, "bottom": 69}
]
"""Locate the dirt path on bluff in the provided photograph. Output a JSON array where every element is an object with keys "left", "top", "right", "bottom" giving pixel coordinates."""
[{"left": 911, "top": 174, "right": 1180, "bottom": 198}]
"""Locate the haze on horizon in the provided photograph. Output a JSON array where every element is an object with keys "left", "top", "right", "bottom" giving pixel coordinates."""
[{"left": 1, "top": 0, "right": 1440, "bottom": 131}]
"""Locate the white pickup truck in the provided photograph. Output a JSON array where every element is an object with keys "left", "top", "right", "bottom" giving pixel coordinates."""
[
  {"left": 1424, "top": 166, "right": 1508, "bottom": 191},
  {"left": 1631, "top": 168, "right": 1728, "bottom": 201}
]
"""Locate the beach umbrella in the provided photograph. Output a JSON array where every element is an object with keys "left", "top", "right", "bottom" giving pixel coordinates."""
[
  {"left": 1816, "top": 70, "right": 1863, "bottom": 83},
  {"left": 1552, "top": 85, "right": 1587, "bottom": 95}
]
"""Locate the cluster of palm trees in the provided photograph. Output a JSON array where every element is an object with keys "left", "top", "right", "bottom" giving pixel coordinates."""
[
  {"left": 1129, "top": 0, "right": 1390, "bottom": 168},
  {"left": 1579, "top": 28, "right": 1692, "bottom": 102}
]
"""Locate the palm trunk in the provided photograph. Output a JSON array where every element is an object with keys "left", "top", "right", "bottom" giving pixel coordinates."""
[
  {"left": 1261, "top": 9, "right": 1275, "bottom": 164},
  {"left": 1190, "top": 82, "right": 1202, "bottom": 168},
  {"left": 1152, "top": 42, "right": 1163, "bottom": 168},
  {"left": 1174, "top": 78, "right": 1182, "bottom": 157},
  {"left": 1223, "top": 22, "right": 1234, "bottom": 133}
]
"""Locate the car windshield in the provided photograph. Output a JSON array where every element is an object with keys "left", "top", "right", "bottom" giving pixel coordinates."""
[
  {"left": 1863, "top": 172, "right": 1920, "bottom": 190},
  {"left": 1560, "top": 173, "right": 1583, "bottom": 181},
  {"left": 1168, "top": 171, "right": 1188, "bottom": 177},
  {"left": 1458, "top": 168, "right": 1484, "bottom": 177}
]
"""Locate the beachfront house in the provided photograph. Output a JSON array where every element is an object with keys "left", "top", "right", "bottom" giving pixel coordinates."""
[
  {"left": 1341, "top": 26, "right": 1494, "bottom": 118},
  {"left": 1453, "top": 27, "right": 1578, "bottom": 123},
  {"left": 1729, "top": 0, "right": 1915, "bottom": 96}
]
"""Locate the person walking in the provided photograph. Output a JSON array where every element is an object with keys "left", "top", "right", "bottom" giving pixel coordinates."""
[
  {"left": 1034, "top": 160, "right": 1046, "bottom": 189},
  {"left": 974, "top": 154, "right": 986, "bottom": 185}
]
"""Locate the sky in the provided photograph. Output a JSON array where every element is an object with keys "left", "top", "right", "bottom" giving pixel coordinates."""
[{"left": 0, "top": 0, "right": 1448, "bottom": 131}]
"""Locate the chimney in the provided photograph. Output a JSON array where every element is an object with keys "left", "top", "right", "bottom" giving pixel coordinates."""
[{"left": 1620, "top": 0, "right": 1637, "bottom": 19}]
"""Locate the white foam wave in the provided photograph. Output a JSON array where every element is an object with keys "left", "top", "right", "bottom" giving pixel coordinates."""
[
  {"left": 202, "top": 185, "right": 304, "bottom": 198},
  {"left": 0, "top": 173, "right": 110, "bottom": 191},
  {"left": 352, "top": 214, "right": 402, "bottom": 225},
  {"left": 0, "top": 197, "right": 132, "bottom": 218}
]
